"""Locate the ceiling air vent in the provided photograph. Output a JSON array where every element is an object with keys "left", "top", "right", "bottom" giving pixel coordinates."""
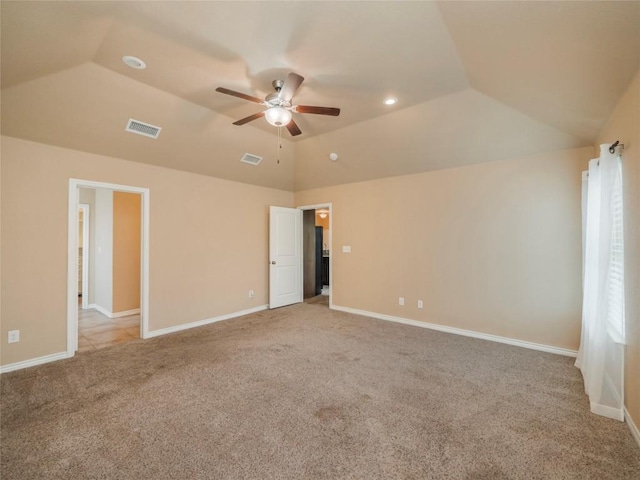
[
  {"left": 240, "top": 153, "right": 263, "bottom": 166},
  {"left": 125, "top": 118, "right": 162, "bottom": 139}
]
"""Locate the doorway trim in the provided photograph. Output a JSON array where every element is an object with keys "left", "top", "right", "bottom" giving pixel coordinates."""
[
  {"left": 67, "top": 179, "right": 150, "bottom": 356},
  {"left": 78, "top": 203, "right": 90, "bottom": 310},
  {"left": 297, "top": 202, "right": 333, "bottom": 309}
]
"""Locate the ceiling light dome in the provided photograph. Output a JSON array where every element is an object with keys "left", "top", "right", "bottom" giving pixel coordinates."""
[{"left": 265, "top": 106, "right": 292, "bottom": 127}]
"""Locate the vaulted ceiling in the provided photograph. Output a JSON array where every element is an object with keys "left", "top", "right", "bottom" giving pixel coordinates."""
[{"left": 2, "top": 1, "right": 639, "bottom": 191}]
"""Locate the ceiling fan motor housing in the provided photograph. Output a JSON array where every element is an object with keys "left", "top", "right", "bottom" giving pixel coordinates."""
[{"left": 266, "top": 92, "right": 290, "bottom": 107}]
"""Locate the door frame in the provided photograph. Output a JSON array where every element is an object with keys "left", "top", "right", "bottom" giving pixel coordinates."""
[
  {"left": 297, "top": 203, "right": 333, "bottom": 309},
  {"left": 78, "top": 203, "right": 90, "bottom": 310},
  {"left": 67, "top": 179, "right": 150, "bottom": 355}
]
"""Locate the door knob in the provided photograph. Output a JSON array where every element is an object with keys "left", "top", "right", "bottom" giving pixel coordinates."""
[{"left": 271, "top": 261, "right": 276, "bottom": 265}]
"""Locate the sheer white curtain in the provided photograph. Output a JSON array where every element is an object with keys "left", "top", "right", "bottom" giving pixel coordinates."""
[{"left": 576, "top": 144, "right": 625, "bottom": 421}]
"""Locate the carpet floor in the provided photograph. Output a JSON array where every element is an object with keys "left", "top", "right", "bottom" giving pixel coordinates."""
[{"left": 1, "top": 303, "right": 639, "bottom": 479}]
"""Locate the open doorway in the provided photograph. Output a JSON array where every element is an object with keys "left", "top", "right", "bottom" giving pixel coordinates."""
[
  {"left": 76, "top": 188, "right": 142, "bottom": 352},
  {"left": 67, "top": 179, "right": 150, "bottom": 356},
  {"left": 299, "top": 203, "right": 332, "bottom": 308}
]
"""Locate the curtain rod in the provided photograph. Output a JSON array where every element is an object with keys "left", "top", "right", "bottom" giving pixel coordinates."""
[{"left": 609, "top": 140, "right": 624, "bottom": 154}]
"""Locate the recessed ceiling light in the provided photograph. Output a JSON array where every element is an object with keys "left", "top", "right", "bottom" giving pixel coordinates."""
[
  {"left": 384, "top": 97, "right": 398, "bottom": 106},
  {"left": 122, "top": 55, "right": 146, "bottom": 70}
]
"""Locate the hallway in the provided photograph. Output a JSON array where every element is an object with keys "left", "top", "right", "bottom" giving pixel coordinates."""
[{"left": 78, "top": 307, "right": 139, "bottom": 352}]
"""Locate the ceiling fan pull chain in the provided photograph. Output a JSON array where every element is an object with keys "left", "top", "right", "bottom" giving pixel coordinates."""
[{"left": 277, "top": 126, "right": 281, "bottom": 164}]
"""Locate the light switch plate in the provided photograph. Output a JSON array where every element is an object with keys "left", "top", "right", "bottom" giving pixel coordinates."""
[{"left": 342, "top": 245, "right": 351, "bottom": 253}]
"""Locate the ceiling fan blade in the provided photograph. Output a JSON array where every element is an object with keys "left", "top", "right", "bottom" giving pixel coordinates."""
[
  {"left": 278, "top": 73, "right": 304, "bottom": 102},
  {"left": 216, "top": 87, "right": 264, "bottom": 104},
  {"left": 286, "top": 119, "right": 302, "bottom": 137},
  {"left": 232, "top": 111, "right": 265, "bottom": 126},
  {"left": 296, "top": 105, "right": 341, "bottom": 116}
]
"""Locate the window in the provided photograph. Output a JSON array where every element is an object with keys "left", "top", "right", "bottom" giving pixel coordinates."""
[{"left": 606, "top": 161, "right": 624, "bottom": 343}]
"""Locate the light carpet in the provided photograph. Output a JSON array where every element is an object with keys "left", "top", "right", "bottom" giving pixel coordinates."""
[{"left": 2, "top": 303, "right": 639, "bottom": 479}]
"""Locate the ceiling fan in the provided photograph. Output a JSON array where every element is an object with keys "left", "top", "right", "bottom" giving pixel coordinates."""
[{"left": 215, "top": 73, "right": 340, "bottom": 137}]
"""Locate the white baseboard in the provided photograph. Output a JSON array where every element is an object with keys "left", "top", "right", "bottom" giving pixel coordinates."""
[
  {"left": 146, "top": 305, "right": 268, "bottom": 339},
  {"left": 590, "top": 402, "right": 624, "bottom": 421},
  {"left": 88, "top": 304, "right": 139, "bottom": 319},
  {"left": 0, "top": 351, "right": 71, "bottom": 374},
  {"left": 1, "top": 305, "right": 269, "bottom": 372},
  {"left": 111, "top": 308, "right": 140, "bottom": 318},
  {"left": 331, "top": 305, "right": 578, "bottom": 358},
  {"left": 625, "top": 407, "right": 640, "bottom": 448},
  {"left": 91, "top": 304, "right": 112, "bottom": 318}
]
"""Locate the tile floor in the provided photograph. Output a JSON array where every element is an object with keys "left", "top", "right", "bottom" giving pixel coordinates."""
[
  {"left": 78, "top": 305, "right": 140, "bottom": 352},
  {"left": 304, "top": 294, "right": 330, "bottom": 306}
]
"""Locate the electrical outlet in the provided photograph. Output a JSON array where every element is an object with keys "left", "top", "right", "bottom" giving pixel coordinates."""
[
  {"left": 248, "top": 290, "right": 255, "bottom": 298},
  {"left": 418, "top": 300, "right": 424, "bottom": 309},
  {"left": 399, "top": 297, "right": 405, "bottom": 306},
  {"left": 8, "top": 330, "right": 20, "bottom": 344}
]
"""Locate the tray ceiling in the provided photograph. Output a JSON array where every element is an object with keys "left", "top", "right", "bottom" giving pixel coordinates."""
[{"left": 2, "top": 1, "right": 638, "bottom": 190}]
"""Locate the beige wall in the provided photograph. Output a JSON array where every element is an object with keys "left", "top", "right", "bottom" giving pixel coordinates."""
[
  {"left": 315, "top": 213, "right": 330, "bottom": 251},
  {"left": 597, "top": 70, "right": 640, "bottom": 429},
  {"left": 0, "top": 136, "right": 293, "bottom": 366},
  {"left": 315, "top": 214, "right": 329, "bottom": 230},
  {"left": 112, "top": 191, "right": 141, "bottom": 313},
  {"left": 296, "top": 147, "right": 590, "bottom": 350}
]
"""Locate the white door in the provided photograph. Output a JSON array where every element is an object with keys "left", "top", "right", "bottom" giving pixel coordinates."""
[{"left": 269, "top": 206, "right": 302, "bottom": 309}]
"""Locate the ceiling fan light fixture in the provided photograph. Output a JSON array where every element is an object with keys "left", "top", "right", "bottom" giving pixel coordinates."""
[
  {"left": 265, "top": 106, "right": 292, "bottom": 127},
  {"left": 384, "top": 97, "right": 398, "bottom": 106}
]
